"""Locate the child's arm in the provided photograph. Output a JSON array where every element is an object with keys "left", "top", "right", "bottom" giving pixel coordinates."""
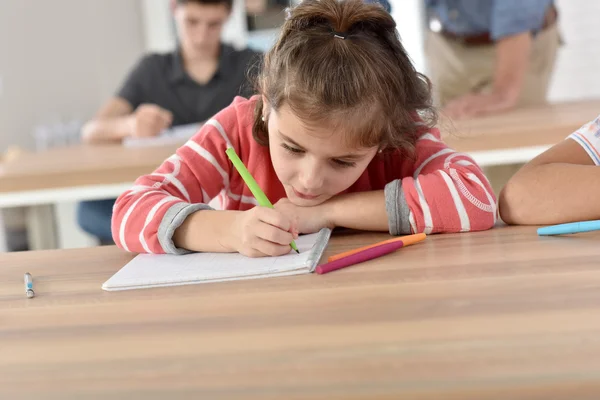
[
  {"left": 82, "top": 102, "right": 173, "bottom": 144},
  {"left": 111, "top": 118, "right": 295, "bottom": 256},
  {"left": 499, "top": 116, "right": 600, "bottom": 225},
  {"left": 381, "top": 129, "right": 497, "bottom": 234},
  {"left": 111, "top": 121, "right": 231, "bottom": 254},
  {"left": 172, "top": 205, "right": 296, "bottom": 257},
  {"left": 274, "top": 191, "right": 389, "bottom": 233}
]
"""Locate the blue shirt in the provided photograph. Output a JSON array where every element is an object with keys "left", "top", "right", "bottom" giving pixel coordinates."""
[
  {"left": 425, "top": 0, "right": 553, "bottom": 40},
  {"left": 364, "top": 0, "right": 392, "bottom": 13}
]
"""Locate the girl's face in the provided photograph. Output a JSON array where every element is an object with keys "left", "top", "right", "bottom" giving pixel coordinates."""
[{"left": 266, "top": 102, "right": 379, "bottom": 207}]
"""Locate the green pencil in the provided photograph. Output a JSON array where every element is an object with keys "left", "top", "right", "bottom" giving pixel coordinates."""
[{"left": 225, "top": 147, "right": 300, "bottom": 254}]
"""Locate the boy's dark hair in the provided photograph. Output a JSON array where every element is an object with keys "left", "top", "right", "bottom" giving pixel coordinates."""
[
  {"left": 176, "top": 0, "right": 233, "bottom": 10},
  {"left": 253, "top": 0, "right": 436, "bottom": 155}
]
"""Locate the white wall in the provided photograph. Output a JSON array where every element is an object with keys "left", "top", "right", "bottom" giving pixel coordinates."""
[
  {"left": 548, "top": 0, "right": 600, "bottom": 102},
  {"left": 141, "top": 0, "right": 176, "bottom": 52},
  {"left": 390, "top": 0, "right": 426, "bottom": 73},
  {"left": 222, "top": 0, "right": 250, "bottom": 48},
  {"left": 0, "top": 0, "right": 145, "bottom": 153}
]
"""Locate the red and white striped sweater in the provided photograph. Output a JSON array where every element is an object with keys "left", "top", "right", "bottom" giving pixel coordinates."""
[{"left": 112, "top": 96, "right": 497, "bottom": 254}]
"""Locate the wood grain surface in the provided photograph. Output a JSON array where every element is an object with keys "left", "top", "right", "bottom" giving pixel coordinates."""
[
  {"left": 2, "top": 225, "right": 600, "bottom": 399},
  {"left": 442, "top": 99, "right": 600, "bottom": 153},
  {"left": 0, "top": 144, "right": 180, "bottom": 193}
]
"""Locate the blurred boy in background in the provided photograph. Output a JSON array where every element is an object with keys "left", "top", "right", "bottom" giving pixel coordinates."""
[{"left": 79, "top": 0, "right": 261, "bottom": 244}]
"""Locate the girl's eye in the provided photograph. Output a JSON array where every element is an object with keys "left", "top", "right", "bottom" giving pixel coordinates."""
[
  {"left": 332, "top": 159, "right": 356, "bottom": 168},
  {"left": 281, "top": 142, "right": 356, "bottom": 168},
  {"left": 281, "top": 143, "right": 304, "bottom": 154}
]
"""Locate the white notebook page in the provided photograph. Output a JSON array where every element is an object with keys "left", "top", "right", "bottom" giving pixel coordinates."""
[{"left": 103, "top": 229, "right": 331, "bottom": 291}]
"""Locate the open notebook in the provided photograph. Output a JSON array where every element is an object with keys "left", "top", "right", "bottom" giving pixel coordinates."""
[{"left": 102, "top": 228, "right": 331, "bottom": 291}]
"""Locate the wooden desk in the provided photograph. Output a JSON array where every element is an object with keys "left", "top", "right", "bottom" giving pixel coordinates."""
[
  {"left": 442, "top": 99, "right": 600, "bottom": 167},
  {"left": 3, "top": 226, "right": 600, "bottom": 399},
  {"left": 0, "top": 144, "right": 179, "bottom": 207},
  {"left": 4, "top": 99, "right": 597, "bottom": 199},
  {"left": 0, "top": 144, "right": 179, "bottom": 251}
]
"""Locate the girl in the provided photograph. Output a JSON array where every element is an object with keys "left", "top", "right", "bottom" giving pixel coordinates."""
[
  {"left": 112, "top": 0, "right": 496, "bottom": 257},
  {"left": 500, "top": 115, "right": 600, "bottom": 225}
]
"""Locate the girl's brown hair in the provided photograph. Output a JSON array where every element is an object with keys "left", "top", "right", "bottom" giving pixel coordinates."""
[{"left": 252, "top": 0, "right": 436, "bottom": 155}]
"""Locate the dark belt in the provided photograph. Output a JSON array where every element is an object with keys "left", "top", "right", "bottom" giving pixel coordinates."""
[{"left": 439, "top": 4, "right": 558, "bottom": 46}]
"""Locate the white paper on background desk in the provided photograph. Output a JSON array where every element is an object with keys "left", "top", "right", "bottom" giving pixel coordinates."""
[
  {"left": 122, "top": 123, "right": 202, "bottom": 148},
  {"left": 102, "top": 229, "right": 331, "bottom": 291}
]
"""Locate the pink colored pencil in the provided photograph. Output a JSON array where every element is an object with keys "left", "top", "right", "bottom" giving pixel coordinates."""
[{"left": 315, "top": 240, "right": 404, "bottom": 275}]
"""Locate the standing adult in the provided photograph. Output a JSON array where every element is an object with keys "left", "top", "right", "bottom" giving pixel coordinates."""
[{"left": 424, "top": 0, "right": 560, "bottom": 119}]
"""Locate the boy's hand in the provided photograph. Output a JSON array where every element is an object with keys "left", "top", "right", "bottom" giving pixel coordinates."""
[
  {"left": 130, "top": 104, "right": 173, "bottom": 138},
  {"left": 232, "top": 206, "right": 298, "bottom": 258}
]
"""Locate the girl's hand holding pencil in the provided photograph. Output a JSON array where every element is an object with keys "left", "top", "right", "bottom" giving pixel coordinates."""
[{"left": 232, "top": 206, "right": 300, "bottom": 258}]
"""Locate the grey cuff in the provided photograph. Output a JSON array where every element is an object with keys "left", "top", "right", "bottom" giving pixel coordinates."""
[
  {"left": 158, "top": 202, "right": 214, "bottom": 254},
  {"left": 384, "top": 179, "right": 412, "bottom": 235}
]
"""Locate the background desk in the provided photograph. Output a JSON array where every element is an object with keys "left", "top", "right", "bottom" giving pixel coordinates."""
[
  {"left": 0, "top": 144, "right": 180, "bottom": 250},
  {"left": 3, "top": 226, "right": 600, "bottom": 399},
  {"left": 443, "top": 99, "right": 600, "bottom": 167},
  {"left": 0, "top": 144, "right": 180, "bottom": 207}
]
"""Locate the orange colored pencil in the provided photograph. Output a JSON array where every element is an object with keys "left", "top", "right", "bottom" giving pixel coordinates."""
[{"left": 327, "top": 233, "right": 426, "bottom": 263}]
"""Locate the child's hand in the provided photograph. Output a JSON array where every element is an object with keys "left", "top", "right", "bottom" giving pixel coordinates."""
[
  {"left": 232, "top": 207, "right": 298, "bottom": 258},
  {"left": 130, "top": 104, "right": 173, "bottom": 138},
  {"left": 274, "top": 198, "right": 333, "bottom": 234}
]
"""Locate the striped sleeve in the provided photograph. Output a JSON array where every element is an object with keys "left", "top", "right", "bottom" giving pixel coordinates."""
[
  {"left": 384, "top": 128, "right": 497, "bottom": 234},
  {"left": 111, "top": 118, "right": 235, "bottom": 254},
  {"left": 568, "top": 115, "right": 600, "bottom": 166}
]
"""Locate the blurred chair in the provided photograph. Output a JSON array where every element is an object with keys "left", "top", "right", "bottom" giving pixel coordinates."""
[
  {"left": 32, "top": 119, "right": 83, "bottom": 151},
  {"left": 1, "top": 146, "right": 28, "bottom": 252},
  {"left": 0, "top": 216, "right": 6, "bottom": 252},
  {"left": 4, "top": 121, "right": 98, "bottom": 251},
  {"left": 32, "top": 120, "right": 100, "bottom": 249}
]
